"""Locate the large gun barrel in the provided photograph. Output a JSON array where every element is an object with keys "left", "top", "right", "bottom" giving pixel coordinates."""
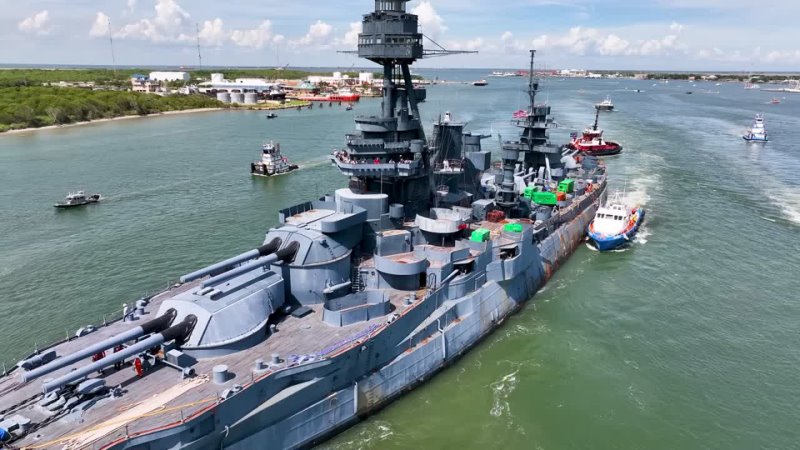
[
  {"left": 180, "top": 238, "right": 281, "bottom": 283},
  {"left": 21, "top": 309, "right": 177, "bottom": 383},
  {"left": 41, "top": 315, "right": 197, "bottom": 394},
  {"left": 200, "top": 241, "right": 300, "bottom": 288}
]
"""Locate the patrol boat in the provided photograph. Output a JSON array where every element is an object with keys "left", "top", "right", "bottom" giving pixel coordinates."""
[
  {"left": 53, "top": 191, "right": 101, "bottom": 208},
  {"left": 0, "top": 3, "right": 607, "bottom": 449}
]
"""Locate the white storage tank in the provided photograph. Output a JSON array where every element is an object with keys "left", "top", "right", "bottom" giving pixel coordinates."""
[
  {"left": 230, "top": 93, "right": 244, "bottom": 104},
  {"left": 244, "top": 93, "right": 258, "bottom": 104},
  {"left": 216, "top": 92, "right": 231, "bottom": 103}
]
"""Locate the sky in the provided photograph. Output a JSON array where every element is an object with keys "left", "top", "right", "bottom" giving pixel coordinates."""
[{"left": 2, "top": 0, "right": 800, "bottom": 71}]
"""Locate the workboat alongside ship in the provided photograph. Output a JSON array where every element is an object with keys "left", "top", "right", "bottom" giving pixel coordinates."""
[
  {"left": 568, "top": 108, "right": 623, "bottom": 156},
  {"left": 250, "top": 142, "right": 298, "bottom": 177},
  {"left": 587, "top": 192, "right": 644, "bottom": 251},
  {"left": 0, "top": 3, "right": 608, "bottom": 450}
]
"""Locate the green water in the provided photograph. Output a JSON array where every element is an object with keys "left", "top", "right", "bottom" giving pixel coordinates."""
[{"left": 1, "top": 72, "right": 798, "bottom": 449}]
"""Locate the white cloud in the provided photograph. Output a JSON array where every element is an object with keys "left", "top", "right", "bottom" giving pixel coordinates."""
[
  {"left": 115, "top": 0, "right": 191, "bottom": 42},
  {"left": 340, "top": 21, "right": 361, "bottom": 47},
  {"left": 197, "top": 18, "right": 226, "bottom": 47},
  {"left": 294, "top": 20, "right": 334, "bottom": 47},
  {"left": 126, "top": 0, "right": 137, "bottom": 13},
  {"left": 501, "top": 31, "right": 526, "bottom": 54},
  {"left": 411, "top": 1, "right": 447, "bottom": 39},
  {"left": 530, "top": 24, "right": 685, "bottom": 57},
  {"left": 89, "top": 12, "right": 110, "bottom": 37},
  {"left": 18, "top": 10, "right": 51, "bottom": 35},
  {"left": 445, "top": 37, "right": 485, "bottom": 52},
  {"left": 231, "top": 21, "right": 282, "bottom": 49}
]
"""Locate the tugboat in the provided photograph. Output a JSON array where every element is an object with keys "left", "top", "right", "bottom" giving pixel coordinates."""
[
  {"left": 250, "top": 141, "right": 299, "bottom": 176},
  {"left": 53, "top": 191, "right": 101, "bottom": 208},
  {"left": 568, "top": 108, "right": 623, "bottom": 156},
  {"left": 595, "top": 95, "right": 614, "bottom": 111},
  {"left": 587, "top": 191, "right": 645, "bottom": 251},
  {"left": 742, "top": 113, "right": 769, "bottom": 142}
]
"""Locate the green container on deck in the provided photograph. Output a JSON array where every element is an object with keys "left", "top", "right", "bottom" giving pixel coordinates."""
[
  {"left": 533, "top": 191, "right": 557, "bottom": 205},
  {"left": 523, "top": 186, "right": 536, "bottom": 199},
  {"left": 470, "top": 228, "right": 491, "bottom": 242},
  {"left": 557, "top": 179, "right": 575, "bottom": 193},
  {"left": 503, "top": 223, "right": 523, "bottom": 233}
]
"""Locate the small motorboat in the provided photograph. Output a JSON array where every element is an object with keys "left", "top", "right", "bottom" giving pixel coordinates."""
[
  {"left": 595, "top": 95, "right": 614, "bottom": 111},
  {"left": 587, "top": 192, "right": 645, "bottom": 251},
  {"left": 770, "top": 98, "right": 781, "bottom": 104},
  {"left": 345, "top": 104, "right": 353, "bottom": 111},
  {"left": 472, "top": 80, "right": 488, "bottom": 86},
  {"left": 742, "top": 113, "right": 768, "bottom": 142},
  {"left": 266, "top": 112, "right": 278, "bottom": 119},
  {"left": 54, "top": 191, "right": 101, "bottom": 208}
]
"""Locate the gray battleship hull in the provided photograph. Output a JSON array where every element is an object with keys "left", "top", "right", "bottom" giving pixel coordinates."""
[{"left": 109, "top": 185, "right": 604, "bottom": 450}]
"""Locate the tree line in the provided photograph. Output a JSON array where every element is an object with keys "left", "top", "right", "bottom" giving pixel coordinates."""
[{"left": 0, "top": 86, "right": 224, "bottom": 132}]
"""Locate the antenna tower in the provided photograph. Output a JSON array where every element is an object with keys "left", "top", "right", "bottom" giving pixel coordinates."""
[
  {"left": 196, "top": 23, "right": 203, "bottom": 69},
  {"left": 108, "top": 18, "right": 117, "bottom": 77}
]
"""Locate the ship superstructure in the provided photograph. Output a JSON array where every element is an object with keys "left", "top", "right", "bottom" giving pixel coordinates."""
[{"left": 0, "top": 3, "right": 607, "bottom": 450}]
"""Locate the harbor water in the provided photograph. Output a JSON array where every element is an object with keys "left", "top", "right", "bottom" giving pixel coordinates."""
[{"left": 1, "top": 71, "right": 798, "bottom": 449}]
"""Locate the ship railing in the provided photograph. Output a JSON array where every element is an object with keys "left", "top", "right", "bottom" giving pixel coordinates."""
[
  {"left": 0, "top": 279, "right": 179, "bottom": 379},
  {"left": 510, "top": 118, "right": 549, "bottom": 128},
  {"left": 433, "top": 160, "right": 464, "bottom": 173}
]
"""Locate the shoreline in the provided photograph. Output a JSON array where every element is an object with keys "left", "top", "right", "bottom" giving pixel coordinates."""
[
  {"left": 0, "top": 102, "right": 321, "bottom": 136},
  {"left": 1, "top": 108, "right": 225, "bottom": 136}
]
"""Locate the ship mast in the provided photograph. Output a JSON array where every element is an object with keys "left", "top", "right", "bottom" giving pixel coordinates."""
[{"left": 332, "top": 0, "right": 475, "bottom": 217}]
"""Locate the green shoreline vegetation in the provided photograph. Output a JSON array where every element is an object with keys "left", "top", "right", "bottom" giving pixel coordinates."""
[
  {"left": 0, "top": 87, "right": 225, "bottom": 132},
  {"left": 0, "top": 68, "right": 336, "bottom": 133}
]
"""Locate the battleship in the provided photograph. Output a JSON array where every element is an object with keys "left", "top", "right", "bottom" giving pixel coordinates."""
[{"left": 0, "top": 2, "right": 607, "bottom": 449}]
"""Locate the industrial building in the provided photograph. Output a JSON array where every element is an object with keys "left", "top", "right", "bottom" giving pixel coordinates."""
[{"left": 148, "top": 71, "right": 190, "bottom": 82}]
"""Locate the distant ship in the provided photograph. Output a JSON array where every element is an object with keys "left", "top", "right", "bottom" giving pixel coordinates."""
[
  {"left": 250, "top": 141, "right": 299, "bottom": 176},
  {"left": 472, "top": 80, "right": 488, "bottom": 86},
  {"left": 595, "top": 95, "right": 614, "bottom": 111},
  {"left": 742, "top": 113, "right": 768, "bottom": 142}
]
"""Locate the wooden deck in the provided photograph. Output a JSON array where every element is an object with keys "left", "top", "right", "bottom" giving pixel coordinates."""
[{"left": 2, "top": 279, "right": 412, "bottom": 450}]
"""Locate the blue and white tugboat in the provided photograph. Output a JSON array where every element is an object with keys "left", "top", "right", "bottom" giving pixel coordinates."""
[
  {"left": 587, "top": 192, "right": 644, "bottom": 251},
  {"left": 742, "top": 113, "right": 768, "bottom": 142}
]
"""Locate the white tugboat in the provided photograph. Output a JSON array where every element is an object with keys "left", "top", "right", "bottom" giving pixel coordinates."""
[
  {"left": 250, "top": 141, "right": 299, "bottom": 177},
  {"left": 595, "top": 95, "right": 614, "bottom": 111},
  {"left": 742, "top": 114, "right": 768, "bottom": 142}
]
